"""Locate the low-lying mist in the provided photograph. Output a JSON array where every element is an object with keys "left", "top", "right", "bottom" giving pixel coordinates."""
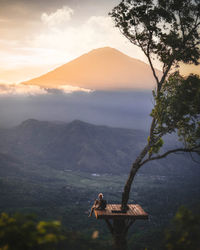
[{"left": 0, "top": 89, "right": 153, "bottom": 130}]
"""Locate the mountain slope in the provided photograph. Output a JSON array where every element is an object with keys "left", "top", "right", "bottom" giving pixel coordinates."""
[
  {"left": 23, "top": 47, "right": 161, "bottom": 90},
  {"left": 0, "top": 152, "right": 24, "bottom": 177},
  {"left": 0, "top": 119, "right": 199, "bottom": 175},
  {"left": 0, "top": 119, "right": 146, "bottom": 173}
]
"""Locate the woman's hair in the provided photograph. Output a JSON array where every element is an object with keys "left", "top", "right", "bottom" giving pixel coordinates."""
[{"left": 98, "top": 193, "right": 103, "bottom": 198}]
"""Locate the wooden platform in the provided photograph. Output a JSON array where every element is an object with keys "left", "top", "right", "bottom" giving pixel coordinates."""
[{"left": 94, "top": 204, "right": 148, "bottom": 220}]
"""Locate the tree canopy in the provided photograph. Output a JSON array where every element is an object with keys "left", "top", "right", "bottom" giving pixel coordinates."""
[
  {"left": 165, "top": 206, "right": 200, "bottom": 250},
  {"left": 110, "top": 0, "right": 200, "bottom": 210},
  {"left": 152, "top": 73, "right": 200, "bottom": 151},
  {"left": 110, "top": 0, "right": 200, "bottom": 89},
  {"left": 0, "top": 213, "right": 65, "bottom": 250}
]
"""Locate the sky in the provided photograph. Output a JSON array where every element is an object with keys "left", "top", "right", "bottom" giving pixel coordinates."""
[
  {"left": 0, "top": 0, "right": 199, "bottom": 129},
  {"left": 0, "top": 0, "right": 147, "bottom": 83},
  {"left": 0, "top": 0, "right": 199, "bottom": 84}
]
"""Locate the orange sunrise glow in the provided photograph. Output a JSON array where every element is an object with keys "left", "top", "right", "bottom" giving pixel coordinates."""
[{"left": 0, "top": 0, "right": 199, "bottom": 89}]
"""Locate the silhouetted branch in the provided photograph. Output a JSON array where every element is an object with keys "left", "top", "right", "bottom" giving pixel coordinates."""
[{"left": 141, "top": 147, "right": 200, "bottom": 166}]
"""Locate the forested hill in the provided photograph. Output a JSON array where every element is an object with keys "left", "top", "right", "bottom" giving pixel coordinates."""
[{"left": 0, "top": 119, "right": 199, "bottom": 175}]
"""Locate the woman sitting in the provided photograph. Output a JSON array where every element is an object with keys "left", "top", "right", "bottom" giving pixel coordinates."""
[{"left": 89, "top": 193, "right": 107, "bottom": 217}]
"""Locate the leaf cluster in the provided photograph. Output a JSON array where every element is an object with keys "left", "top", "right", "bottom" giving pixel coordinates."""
[
  {"left": 151, "top": 72, "right": 200, "bottom": 149},
  {"left": 110, "top": 0, "right": 200, "bottom": 156},
  {"left": 148, "top": 136, "right": 164, "bottom": 155},
  {"left": 110, "top": 0, "right": 200, "bottom": 70},
  {"left": 0, "top": 213, "right": 65, "bottom": 250},
  {"left": 165, "top": 206, "right": 200, "bottom": 250},
  {"left": 111, "top": 0, "right": 200, "bottom": 211}
]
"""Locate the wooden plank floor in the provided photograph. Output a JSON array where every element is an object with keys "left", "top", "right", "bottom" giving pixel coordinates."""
[{"left": 94, "top": 204, "right": 148, "bottom": 220}]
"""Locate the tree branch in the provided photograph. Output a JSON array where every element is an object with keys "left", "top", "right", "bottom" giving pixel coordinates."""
[
  {"left": 158, "top": 59, "right": 174, "bottom": 92},
  {"left": 118, "top": 25, "right": 160, "bottom": 87},
  {"left": 146, "top": 52, "right": 160, "bottom": 87},
  {"left": 145, "top": 30, "right": 160, "bottom": 86},
  {"left": 188, "top": 151, "right": 200, "bottom": 165},
  {"left": 141, "top": 147, "right": 200, "bottom": 166}
]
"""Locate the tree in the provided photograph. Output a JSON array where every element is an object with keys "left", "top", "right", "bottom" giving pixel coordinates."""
[
  {"left": 0, "top": 213, "right": 65, "bottom": 250},
  {"left": 165, "top": 206, "right": 200, "bottom": 250},
  {"left": 108, "top": 0, "right": 200, "bottom": 249},
  {"left": 110, "top": 0, "right": 200, "bottom": 211},
  {"left": 0, "top": 212, "right": 110, "bottom": 250}
]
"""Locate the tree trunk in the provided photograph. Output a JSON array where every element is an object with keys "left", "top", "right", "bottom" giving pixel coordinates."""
[
  {"left": 109, "top": 144, "right": 152, "bottom": 249},
  {"left": 121, "top": 144, "right": 150, "bottom": 210},
  {"left": 121, "top": 162, "right": 140, "bottom": 211},
  {"left": 112, "top": 219, "right": 127, "bottom": 250}
]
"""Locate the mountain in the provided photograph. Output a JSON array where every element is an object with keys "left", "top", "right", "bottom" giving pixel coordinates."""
[
  {"left": 23, "top": 47, "right": 161, "bottom": 90},
  {"left": 0, "top": 119, "right": 145, "bottom": 173},
  {"left": 0, "top": 119, "right": 199, "bottom": 175},
  {"left": 0, "top": 152, "right": 24, "bottom": 177}
]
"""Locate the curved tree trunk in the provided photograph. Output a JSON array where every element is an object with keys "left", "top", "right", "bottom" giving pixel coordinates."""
[
  {"left": 121, "top": 117, "right": 157, "bottom": 210},
  {"left": 121, "top": 162, "right": 140, "bottom": 211},
  {"left": 121, "top": 144, "right": 150, "bottom": 210},
  {"left": 114, "top": 145, "right": 150, "bottom": 249},
  {"left": 114, "top": 120, "right": 156, "bottom": 248}
]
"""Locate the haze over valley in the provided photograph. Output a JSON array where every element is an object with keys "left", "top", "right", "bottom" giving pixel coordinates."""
[{"left": 0, "top": 47, "right": 158, "bottom": 129}]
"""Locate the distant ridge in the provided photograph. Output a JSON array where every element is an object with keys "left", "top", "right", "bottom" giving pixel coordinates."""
[
  {"left": 0, "top": 119, "right": 199, "bottom": 176},
  {"left": 23, "top": 47, "right": 162, "bottom": 90}
]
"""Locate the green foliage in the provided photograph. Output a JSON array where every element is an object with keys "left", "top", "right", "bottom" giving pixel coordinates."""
[
  {"left": 152, "top": 72, "right": 200, "bottom": 149},
  {"left": 110, "top": 0, "right": 200, "bottom": 159},
  {"left": 0, "top": 213, "right": 65, "bottom": 250},
  {"left": 110, "top": 0, "right": 200, "bottom": 220},
  {"left": 0, "top": 168, "right": 200, "bottom": 249},
  {"left": 110, "top": 0, "right": 200, "bottom": 69},
  {"left": 165, "top": 206, "right": 200, "bottom": 250},
  {"left": 0, "top": 212, "right": 112, "bottom": 250},
  {"left": 148, "top": 137, "right": 164, "bottom": 154}
]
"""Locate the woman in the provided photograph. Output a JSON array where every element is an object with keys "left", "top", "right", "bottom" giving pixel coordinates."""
[{"left": 89, "top": 193, "right": 107, "bottom": 217}]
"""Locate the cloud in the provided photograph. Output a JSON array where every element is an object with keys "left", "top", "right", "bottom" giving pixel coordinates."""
[
  {"left": 0, "top": 90, "right": 152, "bottom": 130},
  {"left": 0, "top": 1, "right": 166, "bottom": 84},
  {"left": 59, "top": 85, "right": 92, "bottom": 93},
  {"left": 33, "top": 15, "right": 146, "bottom": 64},
  {"left": 0, "top": 83, "right": 47, "bottom": 95},
  {"left": 0, "top": 83, "right": 92, "bottom": 95},
  {"left": 0, "top": 7, "right": 148, "bottom": 83},
  {"left": 41, "top": 6, "right": 74, "bottom": 28}
]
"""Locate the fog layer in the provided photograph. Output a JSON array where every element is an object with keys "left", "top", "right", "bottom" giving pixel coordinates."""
[{"left": 0, "top": 90, "right": 153, "bottom": 130}]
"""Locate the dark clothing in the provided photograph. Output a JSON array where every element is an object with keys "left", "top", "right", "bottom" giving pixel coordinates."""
[
  {"left": 89, "top": 198, "right": 107, "bottom": 217},
  {"left": 96, "top": 199, "right": 107, "bottom": 210},
  {"left": 99, "top": 200, "right": 107, "bottom": 210}
]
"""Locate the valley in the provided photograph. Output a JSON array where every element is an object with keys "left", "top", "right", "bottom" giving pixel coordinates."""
[{"left": 0, "top": 119, "right": 199, "bottom": 249}]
